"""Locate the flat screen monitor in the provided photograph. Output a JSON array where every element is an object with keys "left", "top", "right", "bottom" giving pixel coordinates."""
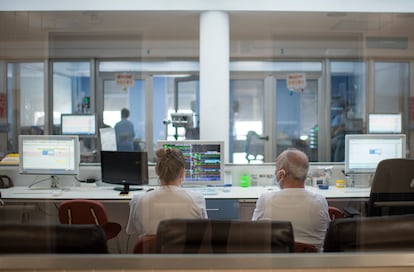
[
  {"left": 368, "top": 113, "right": 402, "bottom": 134},
  {"left": 61, "top": 114, "right": 96, "bottom": 136},
  {"left": 19, "top": 135, "right": 80, "bottom": 176},
  {"left": 100, "top": 151, "right": 149, "bottom": 193},
  {"left": 157, "top": 140, "right": 224, "bottom": 186},
  {"left": 345, "top": 134, "right": 406, "bottom": 174}
]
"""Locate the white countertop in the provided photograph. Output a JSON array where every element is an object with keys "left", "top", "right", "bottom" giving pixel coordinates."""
[{"left": 0, "top": 185, "right": 370, "bottom": 201}]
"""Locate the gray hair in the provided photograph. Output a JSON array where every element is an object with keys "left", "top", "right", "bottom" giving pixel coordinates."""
[{"left": 276, "top": 148, "right": 309, "bottom": 181}]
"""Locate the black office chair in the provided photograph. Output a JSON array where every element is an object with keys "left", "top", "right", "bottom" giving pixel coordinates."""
[
  {"left": 324, "top": 214, "right": 414, "bottom": 252},
  {"left": 366, "top": 158, "right": 414, "bottom": 216},
  {"left": 0, "top": 224, "right": 108, "bottom": 254},
  {"left": 155, "top": 219, "right": 294, "bottom": 253}
]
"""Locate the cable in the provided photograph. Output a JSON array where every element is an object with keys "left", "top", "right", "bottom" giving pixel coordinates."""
[
  {"left": 74, "top": 176, "right": 96, "bottom": 183},
  {"left": 28, "top": 176, "right": 53, "bottom": 189}
]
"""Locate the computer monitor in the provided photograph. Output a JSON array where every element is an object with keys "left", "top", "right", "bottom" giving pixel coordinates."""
[
  {"left": 368, "top": 113, "right": 402, "bottom": 134},
  {"left": 345, "top": 134, "right": 406, "bottom": 174},
  {"left": 100, "top": 151, "right": 149, "bottom": 193},
  {"left": 156, "top": 140, "right": 224, "bottom": 186},
  {"left": 61, "top": 114, "right": 96, "bottom": 137},
  {"left": 19, "top": 135, "right": 80, "bottom": 180}
]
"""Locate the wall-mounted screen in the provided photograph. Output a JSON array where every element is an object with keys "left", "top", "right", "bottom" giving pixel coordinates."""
[
  {"left": 100, "top": 151, "right": 149, "bottom": 193},
  {"left": 368, "top": 113, "right": 402, "bottom": 134},
  {"left": 19, "top": 135, "right": 80, "bottom": 176},
  {"left": 61, "top": 114, "right": 96, "bottom": 136},
  {"left": 157, "top": 140, "right": 224, "bottom": 186},
  {"left": 345, "top": 134, "right": 406, "bottom": 174}
]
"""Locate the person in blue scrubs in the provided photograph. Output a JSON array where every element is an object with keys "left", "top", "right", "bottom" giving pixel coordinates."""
[{"left": 114, "top": 108, "right": 135, "bottom": 151}]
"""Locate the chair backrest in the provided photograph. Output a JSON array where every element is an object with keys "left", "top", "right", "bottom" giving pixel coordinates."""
[
  {"left": 0, "top": 224, "right": 108, "bottom": 254},
  {"left": 58, "top": 199, "right": 109, "bottom": 225},
  {"left": 133, "top": 234, "right": 157, "bottom": 254},
  {"left": 156, "top": 219, "right": 294, "bottom": 254},
  {"left": 294, "top": 242, "right": 318, "bottom": 253},
  {"left": 323, "top": 214, "right": 414, "bottom": 252},
  {"left": 328, "top": 206, "right": 345, "bottom": 220},
  {"left": 368, "top": 158, "right": 414, "bottom": 216}
]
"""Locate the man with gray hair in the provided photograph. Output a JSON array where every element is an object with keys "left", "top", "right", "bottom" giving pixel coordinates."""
[{"left": 252, "top": 148, "right": 330, "bottom": 251}]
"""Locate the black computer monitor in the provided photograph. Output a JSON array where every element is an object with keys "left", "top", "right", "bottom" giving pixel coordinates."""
[{"left": 100, "top": 151, "right": 149, "bottom": 193}]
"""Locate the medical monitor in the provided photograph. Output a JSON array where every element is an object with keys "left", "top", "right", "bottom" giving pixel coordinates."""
[
  {"left": 100, "top": 151, "right": 149, "bottom": 193},
  {"left": 156, "top": 140, "right": 224, "bottom": 186},
  {"left": 368, "top": 113, "right": 402, "bottom": 134},
  {"left": 61, "top": 114, "right": 96, "bottom": 136},
  {"left": 345, "top": 134, "right": 406, "bottom": 174},
  {"left": 19, "top": 135, "right": 80, "bottom": 176}
]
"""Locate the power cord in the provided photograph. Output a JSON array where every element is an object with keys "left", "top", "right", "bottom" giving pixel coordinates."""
[{"left": 74, "top": 176, "right": 96, "bottom": 183}]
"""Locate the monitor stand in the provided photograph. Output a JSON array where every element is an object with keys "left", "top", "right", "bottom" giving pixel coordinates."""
[
  {"left": 28, "top": 175, "right": 61, "bottom": 189},
  {"left": 50, "top": 176, "right": 60, "bottom": 188},
  {"left": 114, "top": 184, "right": 143, "bottom": 195}
]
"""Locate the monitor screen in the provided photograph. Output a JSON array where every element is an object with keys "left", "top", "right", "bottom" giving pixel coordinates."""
[
  {"left": 61, "top": 114, "right": 96, "bottom": 136},
  {"left": 345, "top": 134, "right": 406, "bottom": 174},
  {"left": 156, "top": 140, "right": 224, "bottom": 186},
  {"left": 19, "top": 135, "right": 80, "bottom": 175},
  {"left": 100, "top": 151, "right": 149, "bottom": 193},
  {"left": 368, "top": 113, "right": 402, "bottom": 134}
]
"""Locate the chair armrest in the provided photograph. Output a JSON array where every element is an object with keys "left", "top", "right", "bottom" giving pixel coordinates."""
[{"left": 343, "top": 207, "right": 361, "bottom": 217}]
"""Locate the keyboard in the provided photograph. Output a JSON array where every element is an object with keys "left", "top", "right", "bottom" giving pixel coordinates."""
[{"left": 186, "top": 187, "right": 218, "bottom": 195}]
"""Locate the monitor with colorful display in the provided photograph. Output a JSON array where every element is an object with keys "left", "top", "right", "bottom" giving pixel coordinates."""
[{"left": 157, "top": 140, "right": 224, "bottom": 186}]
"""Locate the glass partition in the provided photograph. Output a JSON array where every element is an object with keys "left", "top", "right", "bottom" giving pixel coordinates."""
[{"left": 6, "top": 62, "right": 45, "bottom": 153}]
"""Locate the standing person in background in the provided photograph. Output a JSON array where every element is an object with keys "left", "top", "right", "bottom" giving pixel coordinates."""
[
  {"left": 252, "top": 148, "right": 330, "bottom": 251},
  {"left": 126, "top": 148, "right": 208, "bottom": 236},
  {"left": 114, "top": 108, "right": 135, "bottom": 151}
]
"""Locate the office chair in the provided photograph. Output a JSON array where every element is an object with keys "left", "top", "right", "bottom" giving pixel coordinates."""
[
  {"left": 328, "top": 206, "right": 345, "bottom": 220},
  {"left": 58, "top": 199, "right": 122, "bottom": 252},
  {"left": 324, "top": 214, "right": 414, "bottom": 252},
  {"left": 155, "top": 219, "right": 294, "bottom": 253},
  {"left": 367, "top": 158, "right": 414, "bottom": 216},
  {"left": 294, "top": 242, "right": 318, "bottom": 253},
  {"left": 0, "top": 224, "right": 108, "bottom": 254},
  {"left": 133, "top": 234, "right": 157, "bottom": 254}
]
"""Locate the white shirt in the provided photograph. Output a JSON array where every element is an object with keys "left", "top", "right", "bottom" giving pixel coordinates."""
[
  {"left": 251, "top": 188, "right": 330, "bottom": 251},
  {"left": 126, "top": 186, "right": 208, "bottom": 235}
]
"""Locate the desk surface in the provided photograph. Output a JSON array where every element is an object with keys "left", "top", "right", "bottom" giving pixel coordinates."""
[{"left": 1, "top": 185, "right": 370, "bottom": 201}]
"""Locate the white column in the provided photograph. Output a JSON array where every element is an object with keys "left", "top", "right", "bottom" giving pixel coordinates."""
[{"left": 199, "top": 11, "right": 229, "bottom": 162}]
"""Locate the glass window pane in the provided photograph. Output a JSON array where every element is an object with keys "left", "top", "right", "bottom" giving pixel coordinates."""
[
  {"left": 53, "top": 61, "right": 91, "bottom": 122},
  {"left": 330, "top": 61, "right": 365, "bottom": 162},
  {"left": 374, "top": 62, "right": 409, "bottom": 113},
  {"left": 53, "top": 61, "right": 94, "bottom": 161},
  {"left": 230, "top": 79, "right": 264, "bottom": 163},
  {"left": 276, "top": 79, "right": 318, "bottom": 161},
  {"left": 6, "top": 62, "right": 45, "bottom": 153},
  {"left": 103, "top": 78, "right": 146, "bottom": 152}
]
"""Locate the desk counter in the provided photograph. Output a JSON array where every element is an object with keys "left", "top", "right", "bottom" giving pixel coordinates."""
[{"left": 1, "top": 185, "right": 370, "bottom": 201}]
